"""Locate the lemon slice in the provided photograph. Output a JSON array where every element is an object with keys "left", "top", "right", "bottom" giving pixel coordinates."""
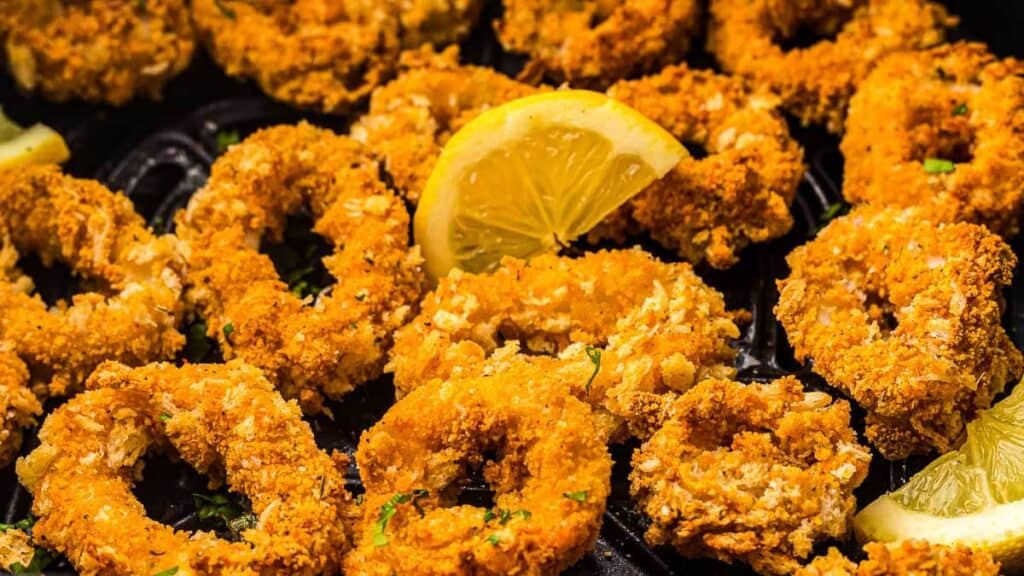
[
  {"left": 0, "top": 108, "right": 70, "bottom": 170},
  {"left": 854, "top": 380, "right": 1024, "bottom": 570},
  {"left": 414, "top": 90, "right": 685, "bottom": 278}
]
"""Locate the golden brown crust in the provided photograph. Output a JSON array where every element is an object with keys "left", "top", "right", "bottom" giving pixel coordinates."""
[
  {"left": 601, "top": 64, "right": 804, "bottom": 268},
  {"left": 495, "top": 0, "right": 700, "bottom": 88},
  {"left": 1, "top": 0, "right": 194, "bottom": 105},
  {"left": 176, "top": 123, "right": 425, "bottom": 412},
  {"left": 631, "top": 377, "right": 871, "bottom": 576},
  {"left": 345, "top": 364, "right": 611, "bottom": 575},
  {"left": 16, "top": 360, "right": 351, "bottom": 576},
  {"left": 0, "top": 344, "right": 41, "bottom": 468},
  {"left": 797, "top": 541, "right": 1001, "bottom": 576},
  {"left": 387, "top": 250, "right": 739, "bottom": 438},
  {"left": 0, "top": 165, "right": 185, "bottom": 399},
  {"left": 775, "top": 205, "right": 1023, "bottom": 458},
  {"left": 841, "top": 42, "right": 1024, "bottom": 237},
  {"left": 707, "top": 0, "right": 955, "bottom": 132}
]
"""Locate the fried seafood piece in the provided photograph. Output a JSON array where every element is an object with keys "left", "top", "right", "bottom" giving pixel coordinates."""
[
  {"left": 0, "top": 0, "right": 194, "bottom": 105},
  {"left": 630, "top": 377, "right": 871, "bottom": 576},
  {"left": 351, "top": 46, "right": 543, "bottom": 204},
  {"left": 797, "top": 541, "right": 1000, "bottom": 576},
  {"left": 387, "top": 249, "right": 740, "bottom": 437},
  {"left": 842, "top": 42, "right": 1024, "bottom": 237},
  {"left": 191, "top": 0, "right": 481, "bottom": 113},
  {"left": 345, "top": 365, "right": 611, "bottom": 575},
  {"left": 707, "top": 0, "right": 956, "bottom": 132},
  {"left": 495, "top": 0, "right": 701, "bottom": 88},
  {"left": 0, "top": 344, "right": 40, "bottom": 468},
  {"left": 16, "top": 360, "right": 352, "bottom": 576},
  {"left": 599, "top": 63, "right": 804, "bottom": 268},
  {"left": 0, "top": 165, "right": 185, "bottom": 399},
  {"left": 775, "top": 205, "right": 1023, "bottom": 459},
  {"left": 176, "top": 123, "right": 425, "bottom": 412}
]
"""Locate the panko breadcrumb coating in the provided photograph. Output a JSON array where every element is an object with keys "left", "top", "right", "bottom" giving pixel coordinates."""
[
  {"left": 387, "top": 249, "right": 739, "bottom": 438},
  {"left": 176, "top": 123, "right": 425, "bottom": 412},
  {"left": 345, "top": 364, "right": 611, "bottom": 575},
  {"left": 707, "top": 0, "right": 955, "bottom": 132},
  {"left": 495, "top": 0, "right": 700, "bottom": 88},
  {"left": 842, "top": 42, "right": 1024, "bottom": 237},
  {"left": 797, "top": 541, "right": 1000, "bottom": 576},
  {"left": 0, "top": 166, "right": 185, "bottom": 399},
  {"left": 630, "top": 377, "right": 871, "bottom": 576},
  {"left": 600, "top": 63, "right": 804, "bottom": 268},
  {"left": 0, "top": 0, "right": 194, "bottom": 105},
  {"left": 0, "top": 528, "right": 34, "bottom": 572},
  {"left": 776, "top": 205, "right": 1023, "bottom": 459},
  {"left": 191, "top": 0, "right": 481, "bottom": 113},
  {"left": 17, "top": 360, "right": 352, "bottom": 576},
  {"left": 0, "top": 344, "right": 40, "bottom": 468}
]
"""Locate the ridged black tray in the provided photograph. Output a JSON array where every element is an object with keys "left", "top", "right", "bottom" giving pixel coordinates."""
[{"left": 2, "top": 1, "right": 1023, "bottom": 574}]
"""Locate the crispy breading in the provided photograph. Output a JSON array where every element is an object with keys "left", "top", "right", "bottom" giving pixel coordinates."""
[
  {"left": 707, "top": 0, "right": 955, "bottom": 132},
  {"left": 630, "top": 377, "right": 871, "bottom": 576},
  {"left": 17, "top": 360, "right": 352, "bottom": 576},
  {"left": 0, "top": 165, "right": 185, "bottom": 399},
  {"left": 176, "top": 123, "right": 425, "bottom": 412},
  {"left": 842, "top": 42, "right": 1024, "bottom": 237},
  {"left": 600, "top": 63, "right": 804, "bottom": 268},
  {"left": 0, "top": 0, "right": 194, "bottom": 104},
  {"left": 495, "top": 0, "right": 700, "bottom": 88},
  {"left": 345, "top": 364, "right": 611, "bottom": 575},
  {"left": 776, "top": 205, "right": 1023, "bottom": 458},
  {"left": 797, "top": 541, "right": 1000, "bottom": 576},
  {"left": 0, "top": 345, "right": 41, "bottom": 468},
  {"left": 0, "top": 528, "right": 34, "bottom": 572}
]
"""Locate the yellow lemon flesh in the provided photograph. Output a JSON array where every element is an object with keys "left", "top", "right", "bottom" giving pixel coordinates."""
[
  {"left": 0, "top": 108, "right": 70, "bottom": 170},
  {"left": 854, "top": 380, "right": 1024, "bottom": 570},
  {"left": 414, "top": 90, "right": 685, "bottom": 279}
]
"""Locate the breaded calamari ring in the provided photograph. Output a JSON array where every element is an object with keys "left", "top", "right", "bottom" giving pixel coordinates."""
[
  {"left": 0, "top": 344, "right": 40, "bottom": 468},
  {"left": 16, "top": 360, "right": 352, "bottom": 576},
  {"left": 775, "top": 205, "right": 1023, "bottom": 459},
  {"left": 345, "top": 364, "right": 611, "bottom": 575},
  {"left": 599, "top": 64, "right": 804, "bottom": 268},
  {"left": 0, "top": 0, "right": 194, "bottom": 105},
  {"left": 351, "top": 46, "right": 543, "bottom": 204},
  {"left": 176, "top": 123, "right": 425, "bottom": 412},
  {"left": 191, "top": 0, "right": 481, "bottom": 113},
  {"left": 0, "top": 165, "right": 185, "bottom": 398},
  {"left": 841, "top": 42, "right": 1024, "bottom": 237},
  {"left": 387, "top": 249, "right": 740, "bottom": 437},
  {"left": 630, "top": 377, "right": 871, "bottom": 576},
  {"left": 707, "top": 0, "right": 956, "bottom": 132},
  {"left": 797, "top": 541, "right": 1000, "bottom": 576},
  {"left": 495, "top": 0, "right": 700, "bottom": 88}
]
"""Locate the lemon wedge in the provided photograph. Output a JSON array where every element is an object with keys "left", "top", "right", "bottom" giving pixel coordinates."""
[
  {"left": 413, "top": 90, "right": 685, "bottom": 278},
  {"left": 854, "top": 380, "right": 1024, "bottom": 570},
  {"left": 0, "top": 108, "right": 70, "bottom": 170}
]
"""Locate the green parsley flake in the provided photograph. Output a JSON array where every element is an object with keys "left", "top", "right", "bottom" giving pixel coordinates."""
[
  {"left": 9, "top": 548, "right": 54, "bottom": 575},
  {"left": 486, "top": 534, "right": 501, "bottom": 546},
  {"left": 584, "top": 346, "right": 602, "bottom": 395},
  {"left": 0, "top": 516, "right": 34, "bottom": 532},
  {"left": 483, "top": 508, "right": 531, "bottom": 525},
  {"left": 192, "top": 492, "right": 255, "bottom": 540},
  {"left": 152, "top": 567, "right": 179, "bottom": 576},
  {"left": 160, "top": 413, "right": 172, "bottom": 422},
  {"left": 222, "top": 322, "right": 235, "bottom": 339},
  {"left": 563, "top": 491, "right": 588, "bottom": 503},
  {"left": 216, "top": 129, "right": 240, "bottom": 152},
  {"left": 373, "top": 489, "right": 429, "bottom": 547},
  {"left": 952, "top": 103, "right": 969, "bottom": 116},
  {"left": 923, "top": 158, "right": 955, "bottom": 174}
]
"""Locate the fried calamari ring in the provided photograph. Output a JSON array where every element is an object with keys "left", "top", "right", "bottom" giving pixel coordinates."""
[
  {"left": 345, "top": 365, "right": 611, "bottom": 575},
  {"left": 797, "top": 541, "right": 1000, "bottom": 576},
  {"left": 600, "top": 64, "right": 804, "bottom": 268},
  {"left": 0, "top": 344, "right": 40, "bottom": 468},
  {"left": 351, "top": 46, "right": 543, "bottom": 204},
  {"left": 176, "top": 123, "right": 425, "bottom": 412},
  {"left": 495, "top": 0, "right": 700, "bottom": 88},
  {"left": 775, "top": 205, "right": 1023, "bottom": 459},
  {"left": 841, "top": 42, "right": 1024, "bottom": 237},
  {"left": 0, "top": 165, "right": 185, "bottom": 398},
  {"left": 16, "top": 360, "right": 352, "bottom": 576},
  {"left": 0, "top": 0, "right": 194, "bottom": 105},
  {"left": 707, "top": 0, "right": 955, "bottom": 132},
  {"left": 387, "top": 249, "right": 739, "bottom": 436},
  {"left": 630, "top": 377, "right": 871, "bottom": 576},
  {"left": 191, "top": 0, "right": 481, "bottom": 114}
]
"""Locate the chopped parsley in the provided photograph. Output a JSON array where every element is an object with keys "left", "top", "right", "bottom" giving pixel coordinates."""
[
  {"left": 484, "top": 508, "right": 531, "bottom": 525},
  {"left": 9, "top": 548, "right": 53, "bottom": 576},
  {"left": 563, "top": 491, "right": 588, "bottom": 503},
  {"left": 213, "top": 0, "right": 236, "bottom": 20},
  {"left": 152, "top": 568, "right": 179, "bottom": 576},
  {"left": 0, "top": 516, "right": 34, "bottom": 532},
  {"left": 159, "top": 413, "right": 172, "bottom": 422},
  {"left": 192, "top": 492, "right": 257, "bottom": 540},
  {"left": 584, "top": 345, "right": 602, "bottom": 395},
  {"left": 355, "top": 494, "right": 365, "bottom": 506},
  {"left": 222, "top": 322, "right": 235, "bottom": 339},
  {"left": 952, "top": 103, "right": 969, "bottom": 116},
  {"left": 216, "top": 129, "right": 240, "bottom": 152},
  {"left": 809, "top": 201, "right": 850, "bottom": 236},
  {"left": 373, "top": 489, "right": 429, "bottom": 547},
  {"left": 486, "top": 534, "right": 501, "bottom": 546},
  {"left": 923, "top": 157, "right": 956, "bottom": 174}
]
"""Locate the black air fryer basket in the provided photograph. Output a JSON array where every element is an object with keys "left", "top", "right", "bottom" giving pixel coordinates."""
[{"left": 1, "top": 1, "right": 1023, "bottom": 574}]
